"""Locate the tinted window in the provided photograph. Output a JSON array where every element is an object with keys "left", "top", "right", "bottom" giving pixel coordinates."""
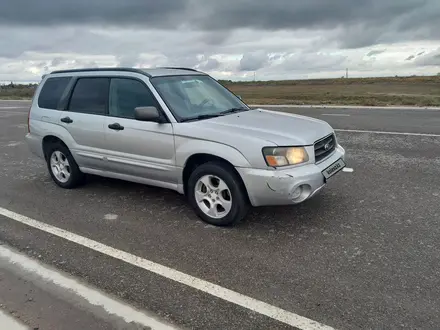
[
  {"left": 109, "top": 78, "right": 156, "bottom": 119},
  {"left": 38, "top": 77, "right": 71, "bottom": 110},
  {"left": 68, "top": 78, "right": 109, "bottom": 115}
]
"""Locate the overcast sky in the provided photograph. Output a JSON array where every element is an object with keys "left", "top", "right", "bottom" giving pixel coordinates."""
[{"left": 1, "top": 0, "right": 440, "bottom": 82}]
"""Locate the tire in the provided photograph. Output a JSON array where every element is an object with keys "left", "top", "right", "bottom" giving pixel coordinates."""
[
  {"left": 45, "top": 142, "right": 85, "bottom": 189},
  {"left": 187, "top": 161, "right": 250, "bottom": 226}
]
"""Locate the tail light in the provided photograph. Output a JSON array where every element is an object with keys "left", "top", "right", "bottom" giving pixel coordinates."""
[
  {"left": 27, "top": 86, "right": 37, "bottom": 134},
  {"left": 27, "top": 106, "right": 31, "bottom": 133}
]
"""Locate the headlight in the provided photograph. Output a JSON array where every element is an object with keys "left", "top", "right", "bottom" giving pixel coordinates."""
[{"left": 263, "top": 147, "right": 309, "bottom": 167}]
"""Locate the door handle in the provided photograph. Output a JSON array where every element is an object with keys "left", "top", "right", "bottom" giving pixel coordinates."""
[
  {"left": 108, "top": 123, "right": 124, "bottom": 131},
  {"left": 60, "top": 116, "right": 73, "bottom": 124}
]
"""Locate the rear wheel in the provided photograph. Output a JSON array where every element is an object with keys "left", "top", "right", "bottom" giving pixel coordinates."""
[
  {"left": 187, "top": 162, "right": 249, "bottom": 226},
  {"left": 45, "top": 142, "right": 85, "bottom": 189}
]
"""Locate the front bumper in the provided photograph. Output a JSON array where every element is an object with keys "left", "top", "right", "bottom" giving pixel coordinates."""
[{"left": 237, "top": 145, "right": 346, "bottom": 207}]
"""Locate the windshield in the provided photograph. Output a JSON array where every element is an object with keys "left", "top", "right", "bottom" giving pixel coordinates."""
[{"left": 150, "top": 75, "right": 249, "bottom": 122}]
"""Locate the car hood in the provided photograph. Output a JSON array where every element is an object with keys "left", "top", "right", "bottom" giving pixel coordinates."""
[{"left": 178, "top": 108, "right": 334, "bottom": 146}]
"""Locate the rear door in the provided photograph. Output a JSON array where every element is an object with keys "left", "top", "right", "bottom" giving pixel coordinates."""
[
  {"left": 103, "top": 77, "right": 176, "bottom": 185},
  {"left": 29, "top": 76, "right": 71, "bottom": 138},
  {"left": 60, "top": 77, "right": 109, "bottom": 170}
]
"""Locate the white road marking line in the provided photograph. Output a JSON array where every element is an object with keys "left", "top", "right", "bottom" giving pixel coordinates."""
[
  {"left": 322, "top": 114, "right": 350, "bottom": 117},
  {"left": 0, "top": 309, "right": 29, "bottom": 330},
  {"left": 104, "top": 213, "right": 118, "bottom": 220},
  {"left": 342, "top": 168, "right": 354, "bottom": 173},
  {"left": 250, "top": 104, "right": 440, "bottom": 110},
  {"left": 0, "top": 99, "right": 31, "bottom": 102},
  {"left": 5, "top": 141, "right": 23, "bottom": 147},
  {"left": 0, "top": 111, "right": 28, "bottom": 115},
  {"left": 0, "top": 207, "right": 334, "bottom": 330},
  {"left": 335, "top": 128, "right": 440, "bottom": 137},
  {"left": 0, "top": 244, "right": 177, "bottom": 330}
]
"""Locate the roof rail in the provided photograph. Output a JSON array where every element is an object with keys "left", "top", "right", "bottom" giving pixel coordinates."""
[
  {"left": 159, "top": 67, "right": 201, "bottom": 73},
  {"left": 50, "top": 67, "right": 152, "bottom": 77}
]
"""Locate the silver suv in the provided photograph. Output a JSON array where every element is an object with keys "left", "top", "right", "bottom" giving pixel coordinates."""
[{"left": 26, "top": 67, "right": 346, "bottom": 226}]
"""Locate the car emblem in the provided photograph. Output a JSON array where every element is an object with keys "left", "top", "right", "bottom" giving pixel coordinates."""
[{"left": 324, "top": 142, "right": 331, "bottom": 150}]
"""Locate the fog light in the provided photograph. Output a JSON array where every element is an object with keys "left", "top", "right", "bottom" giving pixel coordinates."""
[{"left": 291, "top": 186, "right": 303, "bottom": 200}]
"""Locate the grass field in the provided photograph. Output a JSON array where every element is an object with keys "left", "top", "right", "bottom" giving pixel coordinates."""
[
  {"left": 0, "top": 83, "right": 37, "bottom": 100},
  {"left": 1, "top": 75, "right": 440, "bottom": 106},
  {"left": 221, "top": 75, "right": 440, "bottom": 107}
]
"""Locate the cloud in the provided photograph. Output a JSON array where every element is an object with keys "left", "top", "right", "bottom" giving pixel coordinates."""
[
  {"left": 0, "top": 0, "right": 188, "bottom": 28},
  {"left": 415, "top": 49, "right": 440, "bottom": 66},
  {"left": 50, "top": 57, "right": 64, "bottom": 67},
  {"left": 239, "top": 52, "right": 268, "bottom": 71},
  {"left": 274, "top": 52, "right": 348, "bottom": 72},
  {"left": 199, "top": 31, "right": 232, "bottom": 46},
  {"left": 367, "top": 50, "right": 386, "bottom": 57},
  {"left": 193, "top": 0, "right": 433, "bottom": 36},
  {"left": 1, "top": 1, "right": 440, "bottom": 81},
  {"left": 1, "top": 0, "right": 439, "bottom": 48},
  {"left": 196, "top": 57, "right": 221, "bottom": 71},
  {"left": 117, "top": 54, "right": 140, "bottom": 67}
]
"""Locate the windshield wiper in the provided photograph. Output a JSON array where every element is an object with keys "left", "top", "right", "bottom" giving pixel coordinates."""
[
  {"left": 219, "top": 107, "right": 250, "bottom": 115},
  {"left": 180, "top": 114, "right": 223, "bottom": 122},
  {"left": 180, "top": 107, "right": 250, "bottom": 122}
]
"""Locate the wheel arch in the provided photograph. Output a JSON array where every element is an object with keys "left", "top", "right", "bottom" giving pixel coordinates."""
[
  {"left": 182, "top": 153, "right": 250, "bottom": 204},
  {"left": 42, "top": 135, "right": 69, "bottom": 160},
  {"left": 176, "top": 140, "right": 252, "bottom": 197}
]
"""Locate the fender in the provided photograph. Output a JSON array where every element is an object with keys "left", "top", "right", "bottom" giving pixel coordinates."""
[
  {"left": 41, "top": 123, "right": 77, "bottom": 151},
  {"left": 175, "top": 138, "right": 252, "bottom": 169}
]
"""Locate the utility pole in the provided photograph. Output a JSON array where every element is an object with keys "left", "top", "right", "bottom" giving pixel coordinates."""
[
  {"left": 346, "top": 68, "right": 348, "bottom": 79},
  {"left": 254, "top": 72, "right": 256, "bottom": 81}
]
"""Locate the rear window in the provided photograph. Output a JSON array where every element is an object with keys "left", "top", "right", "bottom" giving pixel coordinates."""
[{"left": 38, "top": 77, "right": 71, "bottom": 110}]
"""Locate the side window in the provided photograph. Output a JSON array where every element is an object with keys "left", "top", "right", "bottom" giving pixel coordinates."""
[
  {"left": 109, "top": 78, "right": 157, "bottom": 119},
  {"left": 38, "top": 77, "right": 71, "bottom": 110},
  {"left": 68, "top": 78, "right": 109, "bottom": 115}
]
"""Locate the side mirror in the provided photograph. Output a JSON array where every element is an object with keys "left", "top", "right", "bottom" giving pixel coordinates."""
[
  {"left": 237, "top": 95, "right": 242, "bottom": 100},
  {"left": 134, "top": 106, "right": 162, "bottom": 122}
]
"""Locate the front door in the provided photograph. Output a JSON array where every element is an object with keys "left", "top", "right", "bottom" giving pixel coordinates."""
[{"left": 103, "top": 77, "right": 176, "bottom": 186}]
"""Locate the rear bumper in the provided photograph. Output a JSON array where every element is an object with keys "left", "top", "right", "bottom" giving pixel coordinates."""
[
  {"left": 237, "top": 145, "right": 346, "bottom": 207},
  {"left": 25, "top": 133, "right": 44, "bottom": 159}
]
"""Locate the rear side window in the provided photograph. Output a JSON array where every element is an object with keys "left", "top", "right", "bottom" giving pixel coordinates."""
[
  {"left": 68, "top": 78, "right": 109, "bottom": 115},
  {"left": 38, "top": 77, "right": 71, "bottom": 110}
]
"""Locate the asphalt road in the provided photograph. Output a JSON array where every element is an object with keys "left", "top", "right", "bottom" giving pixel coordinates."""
[
  {"left": 1, "top": 100, "right": 440, "bottom": 329},
  {"left": 258, "top": 105, "right": 440, "bottom": 135}
]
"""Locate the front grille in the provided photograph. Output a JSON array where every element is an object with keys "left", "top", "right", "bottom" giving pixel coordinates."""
[{"left": 314, "top": 134, "right": 336, "bottom": 163}]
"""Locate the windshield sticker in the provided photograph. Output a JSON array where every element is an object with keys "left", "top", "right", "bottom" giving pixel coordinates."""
[{"left": 182, "top": 79, "right": 202, "bottom": 84}]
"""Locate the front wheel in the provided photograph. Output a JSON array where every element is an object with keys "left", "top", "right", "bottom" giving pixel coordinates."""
[{"left": 187, "top": 162, "right": 249, "bottom": 226}]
